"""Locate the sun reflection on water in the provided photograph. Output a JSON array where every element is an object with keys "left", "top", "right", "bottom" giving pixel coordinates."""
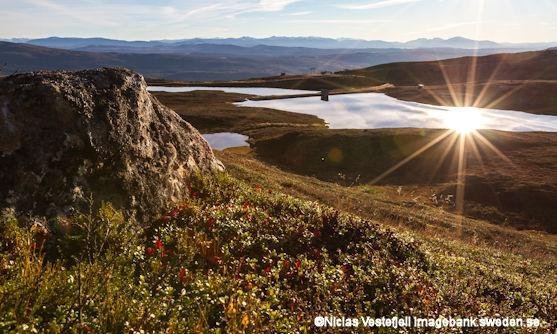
[{"left": 443, "top": 107, "right": 486, "bottom": 134}]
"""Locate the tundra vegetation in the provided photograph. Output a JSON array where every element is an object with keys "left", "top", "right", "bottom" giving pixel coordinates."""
[
  {"left": 0, "top": 173, "right": 555, "bottom": 332},
  {"left": 1, "top": 58, "right": 556, "bottom": 332}
]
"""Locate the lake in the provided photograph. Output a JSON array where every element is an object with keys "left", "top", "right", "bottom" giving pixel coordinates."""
[
  {"left": 202, "top": 132, "right": 249, "bottom": 150},
  {"left": 237, "top": 93, "right": 557, "bottom": 132},
  {"left": 148, "top": 86, "right": 318, "bottom": 96}
]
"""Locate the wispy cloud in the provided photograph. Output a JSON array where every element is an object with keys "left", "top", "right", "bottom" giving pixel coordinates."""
[
  {"left": 289, "top": 11, "right": 312, "bottom": 16},
  {"left": 183, "top": 4, "right": 225, "bottom": 19},
  {"left": 227, "top": 0, "right": 301, "bottom": 18},
  {"left": 338, "top": 0, "right": 422, "bottom": 10},
  {"left": 175, "top": 0, "right": 301, "bottom": 20},
  {"left": 3, "top": 0, "right": 556, "bottom": 43},
  {"left": 23, "top": 0, "right": 118, "bottom": 26},
  {"left": 28, "top": 0, "right": 303, "bottom": 26},
  {"left": 258, "top": 0, "right": 299, "bottom": 12},
  {"left": 290, "top": 19, "right": 392, "bottom": 24}
]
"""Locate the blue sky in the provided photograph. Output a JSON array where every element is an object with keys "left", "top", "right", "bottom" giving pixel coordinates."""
[{"left": 1, "top": 0, "right": 556, "bottom": 42}]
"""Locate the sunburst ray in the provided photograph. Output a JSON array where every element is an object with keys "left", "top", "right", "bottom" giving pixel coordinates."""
[
  {"left": 370, "top": 130, "right": 453, "bottom": 184},
  {"left": 472, "top": 131, "right": 514, "bottom": 165}
]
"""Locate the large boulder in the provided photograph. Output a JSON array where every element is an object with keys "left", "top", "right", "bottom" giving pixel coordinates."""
[{"left": 0, "top": 68, "right": 223, "bottom": 219}]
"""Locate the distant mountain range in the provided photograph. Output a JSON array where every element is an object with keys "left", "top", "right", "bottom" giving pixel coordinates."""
[
  {"left": 2, "top": 40, "right": 545, "bottom": 81},
  {"left": 2, "top": 36, "right": 555, "bottom": 51},
  {"left": 1, "top": 35, "right": 556, "bottom": 81}
]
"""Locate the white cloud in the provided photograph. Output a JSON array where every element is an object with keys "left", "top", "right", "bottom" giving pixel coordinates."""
[
  {"left": 290, "top": 19, "right": 392, "bottom": 24},
  {"left": 176, "top": 0, "right": 300, "bottom": 20},
  {"left": 23, "top": 0, "right": 119, "bottom": 26},
  {"left": 289, "top": 11, "right": 312, "bottom": 16},
  {"left": 258, "top": 0, "right": 299, "bottom": 12},
  {"left": 338, "top": 0, "right": 422, "bottom": 10},
  {"left": 183, "top": 4, "right": 227, "bottom": 19},
  {"left": 20, "top": 0, "right": 301, "bottom": 29},
  {"left": 228, "top": 0, "right": 301, "bottom": 17},
  {"left": 160, "top": 6, "right": 177, "bottom": 16}
]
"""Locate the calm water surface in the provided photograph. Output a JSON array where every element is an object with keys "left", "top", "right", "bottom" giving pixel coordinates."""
[
  {"left": 202, "top": 132, "right": 249, "bottom": 150},
  {"left": 237, "top": 93, "right": 557, "bottom": 132}
]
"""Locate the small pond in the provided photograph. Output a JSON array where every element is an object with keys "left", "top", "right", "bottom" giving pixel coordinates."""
[{"left": 202, "top": 132, "right": 249, "bottom": 150}]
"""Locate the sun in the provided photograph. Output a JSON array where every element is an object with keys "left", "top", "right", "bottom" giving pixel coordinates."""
[{"left": 443, "top": 107, "right": 485, "bottom": 134}]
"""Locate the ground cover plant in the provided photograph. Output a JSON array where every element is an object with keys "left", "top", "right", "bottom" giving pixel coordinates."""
[{"left": 1, "top": 173, "right": 555, "bottom": 332}]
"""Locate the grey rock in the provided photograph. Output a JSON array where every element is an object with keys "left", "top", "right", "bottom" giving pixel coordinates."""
[{"left": 0, "top": 67, "right": 223, "bottom": 220}]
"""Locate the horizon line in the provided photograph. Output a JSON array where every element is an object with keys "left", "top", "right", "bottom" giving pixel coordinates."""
[{"left": 1, "top": 35, "right": 556, "bottom": 45}]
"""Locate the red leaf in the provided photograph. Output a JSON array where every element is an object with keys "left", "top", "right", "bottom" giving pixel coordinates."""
[
  {"left": 282, "top": 260, "right": 290, "bottom": 270},
  {"left": 178, "top": 267, "right": 188, "bottom": 283}
]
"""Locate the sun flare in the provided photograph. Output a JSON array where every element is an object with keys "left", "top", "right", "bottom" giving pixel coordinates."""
[{"left": 444, "top": 107, "right": 485, "bottom": 134}]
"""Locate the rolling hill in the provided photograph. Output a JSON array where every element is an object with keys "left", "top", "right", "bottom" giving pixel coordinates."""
[
  {"left": 184, "top": 49, "right": 557, "bottom": 115},
  {"left": 343, "top": 49, "right": 557, "bottom": 114},
  {"left": 1, "top": 41, "right": 536, "bottom": 81},
  {"left": 341, "top": 49, "right": 557, "bottom": 84},
  {"left": 0, "top": 41, "right": 316, "bottom": 80}
]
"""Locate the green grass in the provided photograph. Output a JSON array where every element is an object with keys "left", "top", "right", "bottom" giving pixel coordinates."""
[{"left": 1, "top": 171, "right": 555, "bottom": 332}]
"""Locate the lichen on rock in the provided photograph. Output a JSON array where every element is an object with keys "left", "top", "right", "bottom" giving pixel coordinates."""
[{"left": 0, "top": 67, "right": 223, "bottom": 220}]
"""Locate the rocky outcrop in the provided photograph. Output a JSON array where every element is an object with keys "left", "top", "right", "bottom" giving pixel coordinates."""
[{"left": 0, "top": 68, "right": 223, "bottom": 219}]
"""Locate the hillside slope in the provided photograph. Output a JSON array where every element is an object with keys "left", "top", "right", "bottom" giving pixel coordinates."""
[
  {"left": 1, "top": 70, "right": 555, "bottom": 332},
  {"left": 0, "top": 42, "right": 297, "bottom": 80},
  {"left": 341, "top": 49, "right": 557, "bottom": 84},
  {"left": 1, "top": 172, "right": 555, "bottom": 332},
  {"left": 251, "top": 129, "right": 557, "bottom": 233},
  {"left": 151, "top": 90, "right": 557, "bottom": 233},
  {"left": 184, "top": 49, "right": 557, "bottom": 114}
]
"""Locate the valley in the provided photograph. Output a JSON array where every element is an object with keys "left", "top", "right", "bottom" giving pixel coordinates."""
[
  {"left": 160, "top": 49, "right": 557, "bottom": 116},
  {"left": 147, "top": 80, "right": 557, "bottom": 331},
  {"left": 151, "top": 87, "right": 557, "bottom": 234},
  {"left": 148, "top": 49, "right": 557, "bottom": 236}
]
